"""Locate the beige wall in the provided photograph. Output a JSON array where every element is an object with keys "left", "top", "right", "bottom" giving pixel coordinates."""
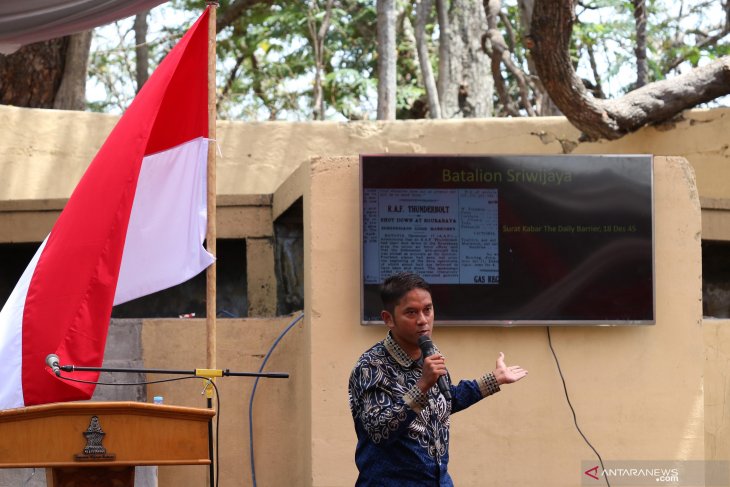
[
  {"left": 305, "top": 156, "right": 704, "bottom": 486},
  {"left": 704, "top": 319, "right": 730, "bottom": 466},
  {"left": 2, "top": 104, "right": 728, "bottom": 240},
  {"left": 0, "top": 106, "right": 118, "bottom": 202},
  {"left": 141, "top": 316, "right": 309, "bottom": 487},
  {"left": 1, "top": 104, "right": 729, "bottom": 203},
  {"left": 213, "top": 109, "right": 730, "bottom": 209}
]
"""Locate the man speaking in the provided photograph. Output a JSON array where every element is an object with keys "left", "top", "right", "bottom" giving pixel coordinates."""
[{"left": 348, "top": 272, "right": 527, "bottom": 486}]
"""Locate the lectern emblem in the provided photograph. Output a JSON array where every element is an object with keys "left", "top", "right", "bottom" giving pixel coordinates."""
[{"left": 75, "top": 415, "right": 116, "bottom": 461}]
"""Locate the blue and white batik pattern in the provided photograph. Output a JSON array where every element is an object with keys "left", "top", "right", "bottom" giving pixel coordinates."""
[{"left": 348, "top": 332, "right": 500, "bottom": 486}]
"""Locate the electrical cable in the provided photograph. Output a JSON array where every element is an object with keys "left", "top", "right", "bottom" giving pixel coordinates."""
[
  {"left": 249, "top": 312, "right": 304, "bottom": 487},
  {"left": 60, "top": 374, "right": 208, "bottom": 387},
  {"left": 59, "top": 374, "right": 222, "bottom": 487},
  {"left": 546, "top": 327, "right": 610, "bottom": 487}
]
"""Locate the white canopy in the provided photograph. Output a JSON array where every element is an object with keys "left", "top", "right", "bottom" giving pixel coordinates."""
[{"left": 0, "top": 0, "right": 167, "bottom": 54}]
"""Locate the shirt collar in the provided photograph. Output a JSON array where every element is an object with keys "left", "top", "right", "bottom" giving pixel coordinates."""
[{"left": 384, "top": 331, "right": 417, "bottom": 367}]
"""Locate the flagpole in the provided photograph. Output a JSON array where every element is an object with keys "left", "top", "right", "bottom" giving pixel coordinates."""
[
  {"left": 206, "top": 1, "right": 217, "bottom": 374},
  {"left": 205, "top": 3, "right": 218, "bottom": 487}
]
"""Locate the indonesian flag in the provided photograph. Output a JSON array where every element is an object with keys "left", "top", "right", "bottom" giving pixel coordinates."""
[{"left": 0, "top": 8, "right": 215, "bottom": 410}]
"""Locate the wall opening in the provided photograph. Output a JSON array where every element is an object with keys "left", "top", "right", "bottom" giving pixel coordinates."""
[
  {"left": 703, "top": 240, "right": 730, "bottom": 318},
  {"left": 113, "top": 238, "right": 248, "bottom": 318},
  {"left": 0, "top": 242, "right": 37, "bottom": 303},
  {"left": 0, "top": 240, "right": 248, "bottom": 318},
  {"left": 274, "top": 198, "right": 304, "bottom": 315},
  {"left": 3, "top": 236, "right": 730, "bottom": 320}
]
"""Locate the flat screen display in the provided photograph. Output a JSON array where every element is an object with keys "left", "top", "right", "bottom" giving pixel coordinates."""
[{"left": 361, "top": 154, "right": 654, "bottom": 325}]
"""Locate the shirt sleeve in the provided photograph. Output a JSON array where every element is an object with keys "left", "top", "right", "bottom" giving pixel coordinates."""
[
  {"left": 349, "top": 362, "right": 421, "bottom": 445},
  {"left": 450, "top": 372, "right": 501, "bottom": 414}
]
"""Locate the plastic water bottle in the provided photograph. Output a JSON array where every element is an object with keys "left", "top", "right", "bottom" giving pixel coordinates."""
[{"left": 153, "top": 396, "right": 164, "bottom": 405}]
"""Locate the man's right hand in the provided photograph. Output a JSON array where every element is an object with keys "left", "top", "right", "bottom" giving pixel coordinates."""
[{"left": 417, "top": 354, "right": 447, "bottom": 394}]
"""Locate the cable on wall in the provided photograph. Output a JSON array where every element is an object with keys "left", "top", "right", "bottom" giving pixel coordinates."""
[{"left": 546, "top": 326, "right": 611, "bottom": 487}]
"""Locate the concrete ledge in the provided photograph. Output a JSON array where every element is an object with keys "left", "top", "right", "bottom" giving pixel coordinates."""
[
  {"left": 701, "top": 197, "right": 730, "bottom": 240},
  {"left": 272, "top": 162, "right": 307, "bottom": 221},
  {"left": 0, "top": 195, "right": 275, "bottom": 242}
]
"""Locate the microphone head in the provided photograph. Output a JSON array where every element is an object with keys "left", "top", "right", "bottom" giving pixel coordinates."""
[
  {"left": 45, "top": 353, "right": 59, "bottom": 368},
  {"left": 417, "top": 335, "right": 434, "bottom": 354}
]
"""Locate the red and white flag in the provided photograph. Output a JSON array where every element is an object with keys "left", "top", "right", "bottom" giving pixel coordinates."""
[{"left": 0, "top": 8, "right": 215, "bottom": 410}]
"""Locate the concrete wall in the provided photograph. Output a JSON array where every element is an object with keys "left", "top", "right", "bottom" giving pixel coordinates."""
[
  {"left": 217, "top": 109, "right": 730, "bottom": 205},
  {"left": 0, "top": 105, "right": 726, "bottom": 485},
  {"left": 704, "top": 319, "right": 730, "bottom": 467},
  {"left": 304, "top": 156, "right": 704, "bottom": 486},
  {"left": 140, "top": 316, "right": 308, "bottom": 487},
  {"left": 1, "top": 106, "right": 729, "bottom": 240}
]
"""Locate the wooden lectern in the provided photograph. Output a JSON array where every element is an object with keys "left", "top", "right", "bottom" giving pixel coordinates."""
[{"left": 0, "top": 401, "right": 215, "bottom": 487}]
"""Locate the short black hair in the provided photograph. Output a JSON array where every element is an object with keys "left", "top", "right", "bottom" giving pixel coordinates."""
[{"left": 380, "top": 272, "right": 431, "bottom": 315}]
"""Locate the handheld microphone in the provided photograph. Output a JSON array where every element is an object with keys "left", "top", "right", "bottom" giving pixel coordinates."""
[
  {"left": 45, "top": 354, "right": 61, "bottom": 377},
  {"left": 417, "top": 335, "right": 452, "bottom": 401}
]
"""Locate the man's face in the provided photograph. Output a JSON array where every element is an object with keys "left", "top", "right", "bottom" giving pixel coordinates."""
[{"left": 382, "top": 288, "right": 434, "bottom": 357}]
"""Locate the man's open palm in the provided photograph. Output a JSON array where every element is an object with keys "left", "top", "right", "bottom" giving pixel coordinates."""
[{"left": 493, "top": 352, "right": 528, "bottom": 385}]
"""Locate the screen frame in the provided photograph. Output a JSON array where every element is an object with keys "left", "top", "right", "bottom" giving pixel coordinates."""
[{"left": 359, "top": 154, "right": 656, "bottom": 326}]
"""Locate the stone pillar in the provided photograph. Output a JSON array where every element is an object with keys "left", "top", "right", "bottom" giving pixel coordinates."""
[{"left": 246, "top": 237, "right": 276, "bottom": 317}]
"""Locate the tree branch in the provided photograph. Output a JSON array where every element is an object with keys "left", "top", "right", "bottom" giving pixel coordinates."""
[
  {"left": 248, "top": 52, "right": 277, "bottom": 120},
  {"left": 584, "top": 42, "right": 604, "bottom": 98},
  {"left": 222, "top": 53, "right": 246, "bottom": 98},
  {"left": 529, "top": 0, "right": 730, "bottom": 141},
  {"left": 216, "top": 0, "right": 275, "bottom": 31},
  {"left": 435, "top": 0, "right": 450, "bottom": 109},
  {"left": 499, "top": 11, "right": 519, "bottom": 62},
  {"left": 663, "top": 24, "right": 730, "bottom": 73},
  {"left": 608, "top": 58, "right": 730, "bottom": 132},
  {"left": 633, "top": 0, "right": 648, "bottom": 88},
  {"left": 307, "top": 0, "right": 334, "bottom": 120},
  {"left": 133, "top": 10, "right": 149, "bottom": 93},
  {"left": 484, "top": 0, "right": 536, "bottom": 116},
  {"left": 483, "top": 0, "right": 518, "bottom": 115},
  {"left": 415, "top": 0, "right": 442, "bottom": 118}
]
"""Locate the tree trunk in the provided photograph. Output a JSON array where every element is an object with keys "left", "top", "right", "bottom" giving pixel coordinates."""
[
  {"left": 633, "top": 0, "right": 648, "bottom": 88},
  {"left": 308, "top": 0, "right": 334, "bottom": 120},
  {"left": 436, "top": 0, "right": 451, "bottom": 107},
  {"left": 529, "top": 0, "right": 730, "bottom": 140},
  {"left": 517, "top": 0, "right": 559, "bottom": 115},
  {"left": 0, "top": 38, "right": 68, "bottom": 108},
  {"left": 441, "top": 0, "right": 493, "bottom": 118},
  {"left": 436, "top": 0, "right": 450, "bottom": 111},
  {"left": 415, "top": 0, "right": 441, "bottom": 118},
  {"left": 377, "top": 0, "right": 397, "bottom": 120},
  {"left": 53, "top": 31, "right": 92, "bottom": 110},
  {"left": 0, "top": 28, "right": 92, "bottom": 111},
  {"left": 134, "top": 10, "right": 150, "bottom": 93},
  {"left": 249, "top": 52, "right": 278, "bottom": 120}
]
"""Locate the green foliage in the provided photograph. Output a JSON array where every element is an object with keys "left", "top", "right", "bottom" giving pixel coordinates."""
[
  {"left": 87, "top": 0, "right": 728, "bottom": 119},
  {"left": 172, "top": 0, "right": 380, "bottom": 120},
  {"left": 570, "top": 0, "right": 728, "bottom": 95}
]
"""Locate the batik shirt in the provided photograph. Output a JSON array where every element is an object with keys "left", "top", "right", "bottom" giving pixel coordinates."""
[{"left": 348, "top": 332, "right": 501, "bottom": 486}]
